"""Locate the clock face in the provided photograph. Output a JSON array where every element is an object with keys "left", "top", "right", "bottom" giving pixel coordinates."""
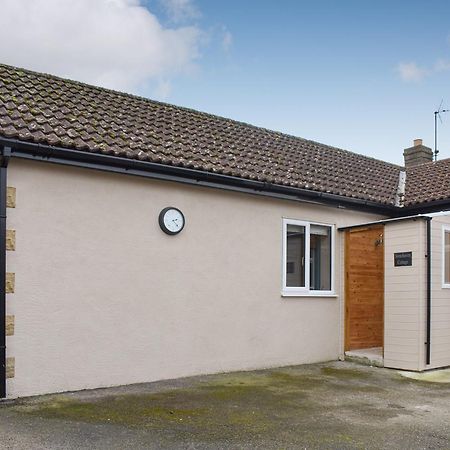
[{"left": 159, "top": 207, "right": 185, "bottom": 235}]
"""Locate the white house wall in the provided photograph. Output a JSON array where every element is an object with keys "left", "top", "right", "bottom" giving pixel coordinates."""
[
  {"left": 429, "top": 215, "right": 450, "bottom": 369},
  {"left": 384, "top": 220, "right": 426, "bottom": 371},
  {"left": 5, "top": 158, "right": 382, "bottom": 398}
]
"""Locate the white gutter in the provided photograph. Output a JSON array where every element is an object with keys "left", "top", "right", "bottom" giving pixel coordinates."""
[{"left": 337, "top": 210, "right": 450, "bottom": 231}]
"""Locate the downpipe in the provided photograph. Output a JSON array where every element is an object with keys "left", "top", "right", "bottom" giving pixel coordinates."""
[
  {"left": 0, "top": 146, "right": 10, "bottom": 398},
  {"left": 425, "top": 217, "right": 432, "bottom": 366}
]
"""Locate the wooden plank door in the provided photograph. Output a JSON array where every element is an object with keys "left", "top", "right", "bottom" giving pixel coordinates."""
[{"left": 345, "top": 225, "right": 384, "bottom": 351}]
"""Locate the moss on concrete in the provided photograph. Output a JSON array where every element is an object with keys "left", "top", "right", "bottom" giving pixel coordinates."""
[
  {"left": 14, "top": 366, "right": 337, "bottom": 442},
  {"left": 16, "top": 383, "right": 277, "bottom": 440},
  {"left": 321, "top": 366, "right": 371, "bottom": 379},
  {"left": 15, "top": 365, "right": 367, "bottom": 427},
  {"left": 11, "top": 362, "right": 450, "bottom": 447}
]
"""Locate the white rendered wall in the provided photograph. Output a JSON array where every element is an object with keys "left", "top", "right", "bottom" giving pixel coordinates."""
[{"left": 6, "top": 158, "right": 381, "bottom": 398}]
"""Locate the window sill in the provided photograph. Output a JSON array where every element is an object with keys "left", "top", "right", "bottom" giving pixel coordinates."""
[{"left": 281, "top": 291, "right": 337, "bottom": 298}]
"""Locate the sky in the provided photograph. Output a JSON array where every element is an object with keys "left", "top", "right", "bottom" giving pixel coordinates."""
[{"left": 0, "top": 0, "right": 449, "bottom": 165}]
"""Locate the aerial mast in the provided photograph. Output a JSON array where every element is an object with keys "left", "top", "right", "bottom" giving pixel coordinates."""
[{"left": 434, "top": 100, "right": 449, "bottom": 161}]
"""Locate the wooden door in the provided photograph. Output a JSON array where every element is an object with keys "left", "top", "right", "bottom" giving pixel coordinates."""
[{"left": 345, "top": 225, "right": 384, "bottom": 351}]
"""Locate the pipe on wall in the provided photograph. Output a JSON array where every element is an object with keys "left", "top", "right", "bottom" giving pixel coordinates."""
[
  {"left": 0, "top": 146, "right": 10, "bottom": 398},
  {"left": 425, "top": 217, "right": 432, "bottom": 366}
]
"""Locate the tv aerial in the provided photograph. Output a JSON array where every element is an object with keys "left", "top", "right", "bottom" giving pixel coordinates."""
[{"left": 434, "top": 100, "right": 449, "bottom": 161}]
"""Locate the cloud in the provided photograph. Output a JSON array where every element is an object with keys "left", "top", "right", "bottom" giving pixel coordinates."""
[
  {"left": 435, "top": 59, "right": 450, "bottom": 72},
  {"left": 396, "top": 62, "right": 428, "bottom": 82},
  {"left": 222, "top": 27, "right": 233, "bottom": 52},
  {"left": 160, "top": 0, "right": 199, "bottom": 23},
  {"left": 154, "top": 79, "right": 172, "bottom": 99},
  {"left": 0, "top": 0, "right": 202, "bottom": 94},
  {"left": 396, "top": 58, "right": 450, "bottom": 83}
]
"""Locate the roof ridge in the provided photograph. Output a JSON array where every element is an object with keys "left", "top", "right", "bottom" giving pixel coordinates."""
[
  {"left": 0, "top": 62, "right": 401, "bottom": 170},
  {"left": 406, "top": 157, "right": 450, "bottom": 172}
]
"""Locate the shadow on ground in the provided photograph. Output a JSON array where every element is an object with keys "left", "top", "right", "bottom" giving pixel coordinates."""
[{"left": 1, "top": 361, "right": 450, "bottom": 449}]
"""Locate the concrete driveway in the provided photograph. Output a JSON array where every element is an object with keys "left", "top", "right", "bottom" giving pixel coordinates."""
[{"left": 0, "top": 361, "right": 449, "bottom": 449}]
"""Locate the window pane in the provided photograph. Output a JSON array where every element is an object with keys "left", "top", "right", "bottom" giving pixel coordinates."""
[
  {"left": 286, "top": 224, "right": 305, "bottom": 287},
  {"left": 445, "top": 232, "right": 450, "bottom": 284},
  {"left": 310, "top": 225, "right": 331, "bottom": 290}
]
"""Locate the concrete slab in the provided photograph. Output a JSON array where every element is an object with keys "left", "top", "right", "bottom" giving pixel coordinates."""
[
  {"left": 345, "top": 347, "right": 384, "bottom": 367},
  {"left": 0, "top": 361, "right": 449, "bottom": 449},
  {"left": 399, "top": 367, "right": 450, "bottom": 383}
]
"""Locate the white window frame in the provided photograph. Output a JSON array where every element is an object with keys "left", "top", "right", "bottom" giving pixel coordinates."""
[
  {"left": 442, "top": 225, "right": 450, "bottom": 288},
  {"left": 282, "top": 218, "right": 335, "bottom": 297}
]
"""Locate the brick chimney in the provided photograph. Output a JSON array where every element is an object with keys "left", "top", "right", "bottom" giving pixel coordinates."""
[{"left": 403, "top": 139, "right": 433, "bottom": 167}]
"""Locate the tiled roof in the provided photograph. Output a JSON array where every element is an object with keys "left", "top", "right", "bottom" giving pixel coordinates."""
[
  {"left": 0, "top": 63, "right": 446, "bottom": 210},
  {"left": 405, "top": 158, "right": 450, "bottom": 207},
  {"left": 0, "top": 64, "right": 402, "bottom": 206}
]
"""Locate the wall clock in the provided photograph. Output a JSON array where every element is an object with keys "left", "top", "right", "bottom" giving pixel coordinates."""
[{"left": 158, "top": 207, "right": 185, "bottom": 235}]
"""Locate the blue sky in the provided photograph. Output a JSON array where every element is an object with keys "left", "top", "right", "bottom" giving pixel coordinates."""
[
  {"left": 1, "top": 0, "right": 450, "bottom": 165},
  {"left": 150, "top": 0, "right": 450, "bottom": 165}
]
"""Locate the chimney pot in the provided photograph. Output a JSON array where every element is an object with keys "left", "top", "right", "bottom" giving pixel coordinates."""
[{"left": 414, "top": 138, "right": 423, "bottom": 147}]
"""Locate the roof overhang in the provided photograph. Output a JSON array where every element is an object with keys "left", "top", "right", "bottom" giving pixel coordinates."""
[
  {"left": 0, "top": 137, "right": 403, "bottom": 215},
  {"left": 338, "top": 210, "right": 450, "bottom": 231},
  {"left": 1, "top": 137, "right": 448, "bottom": 217},
  {"left": 337, "top": 214, "right": 435, "bottom": 231}
]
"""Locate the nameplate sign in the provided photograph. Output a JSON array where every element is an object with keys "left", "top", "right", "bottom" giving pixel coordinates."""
[{"left": 394, "top": 251, "right": 412, "bottom": 267}]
